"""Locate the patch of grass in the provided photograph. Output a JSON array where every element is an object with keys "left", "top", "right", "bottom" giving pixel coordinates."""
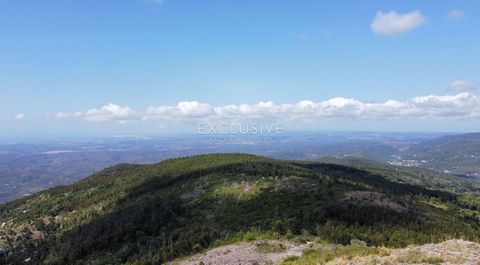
[
  {"left": 283, "top": 256, "right": 300, "bottom": 262},
  {"left": 212, "top": 178, "right": 271, "bottom": 202},
  {"left": 422, "top": 198, "right": 449, "bottom": 211},
  {"left": 255, "top": 241, "right": 287, "bottom": 253}
]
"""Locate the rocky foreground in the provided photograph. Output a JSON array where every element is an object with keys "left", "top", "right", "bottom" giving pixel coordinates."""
[{"left": 171, "top": 239, "right": 480, "bottom": 265}]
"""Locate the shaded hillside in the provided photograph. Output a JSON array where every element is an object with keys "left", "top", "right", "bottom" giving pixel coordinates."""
[{"left": 1, "top": 154, "right": 480, "bottom": 265}]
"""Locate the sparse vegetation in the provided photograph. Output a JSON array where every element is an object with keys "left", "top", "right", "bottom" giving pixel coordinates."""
[
  {"left": 281, "top": 242, "right": 390, "bottom": 265},
  {"left": 256, "top": 241, "right": 287, "bottom": 253},
  {"left": 396, "top": 249, "right": 443, "bottom": 264}
]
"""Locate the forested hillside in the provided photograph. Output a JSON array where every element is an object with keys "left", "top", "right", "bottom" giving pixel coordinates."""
[{"left": 1, "top": 154, "right": 480, "bottom": 265}]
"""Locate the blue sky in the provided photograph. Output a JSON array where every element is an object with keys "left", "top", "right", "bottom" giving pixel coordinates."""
[{"left": 1, "top": 0, "right": 480, "bottom": 136}]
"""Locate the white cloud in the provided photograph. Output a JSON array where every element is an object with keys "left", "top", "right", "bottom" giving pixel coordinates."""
[
  {"left": 69, "top": 103, "right": 137, "bottom": 123},
  {"left": 56, "top": 93, "right": 480, "bottom": 123},
  {"left": 448, "top": 9, "right": 464, "bottom": 19},
  {"left": 14, "top": 113, "right": 27, "bottom": 120},
  {"left": 178, "top": 101, "right": 213, "bottom": 117},
  {"left": 371, "top": 10, "right": 426, "bottom": 37},
  {"left": 144, "top": 101, "right": 214, "bottom": 120},
  {"left": 450, "top": 80, "right": 477, "bottom": 91},
  {"left": 54, "top": 112, "right": 73, "bottom": 119}
]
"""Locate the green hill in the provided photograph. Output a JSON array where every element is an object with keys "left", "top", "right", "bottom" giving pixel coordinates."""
[{"left": 1, "top": 153, "right": 480, "bottom": 265}]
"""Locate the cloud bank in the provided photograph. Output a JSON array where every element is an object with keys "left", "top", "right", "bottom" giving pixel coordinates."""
[
  {"left": 371, "top": 10, "right": 426, "bottom": 36},
  {"left": 55, "top": 93, "right": 480, "bottom": 123}
]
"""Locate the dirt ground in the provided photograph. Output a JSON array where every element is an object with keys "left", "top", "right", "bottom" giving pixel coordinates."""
[{"left": 171, "top": 240, "right": 306, "bottom": 265}]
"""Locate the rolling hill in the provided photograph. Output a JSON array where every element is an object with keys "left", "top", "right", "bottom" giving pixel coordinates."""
[
  {"left": 398, "top": 132, "right": 480, "bottom": 178},
  {"left": 1, "top": 153, "right": 480, "bottom": 264}
]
